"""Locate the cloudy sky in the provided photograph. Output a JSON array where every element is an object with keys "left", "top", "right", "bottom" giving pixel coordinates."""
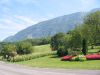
[{"left": 0, "top": 0, "right": 100, "bottom": 41}]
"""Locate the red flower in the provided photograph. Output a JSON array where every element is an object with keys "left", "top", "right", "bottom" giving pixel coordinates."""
[
  {"left": 86, "top": 54, "right": 100, "bottom": 60},
  {"left": 61, "top": 56, "right": 73, "bottom": 61}
]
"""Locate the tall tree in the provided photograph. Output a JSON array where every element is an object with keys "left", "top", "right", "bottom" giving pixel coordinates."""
[{"left": 84, "top": 11, "right": 100, "bottom": 45}]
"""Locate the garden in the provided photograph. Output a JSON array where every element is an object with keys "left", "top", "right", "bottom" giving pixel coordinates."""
[{"left": 0, "top": 10, "right": 100, "bottom": 70}]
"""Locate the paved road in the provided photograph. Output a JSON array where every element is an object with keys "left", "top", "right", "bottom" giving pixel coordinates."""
[{"left": 0, "top": 61, "right": 100, "bottom": 75}]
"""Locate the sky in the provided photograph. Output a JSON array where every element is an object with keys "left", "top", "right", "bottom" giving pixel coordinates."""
[{"left": 0, "top": 0, "right": 100, "bottom": 41}]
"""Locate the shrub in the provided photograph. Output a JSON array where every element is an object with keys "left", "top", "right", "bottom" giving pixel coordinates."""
[
  {"left": 86, "top": 54, "right": 100, "bottom": 60},
  {"left": 71, "top": 55, "right": 86, "bottom": 61},
  {"left": 1, "top": 44, "right": 17, "bottom": 61},
  {"left": 57, "top": 46, "right": 68, "bottom": 57},
  {"left": 16, "top": 42, "right": 33, "bottom": 54}
]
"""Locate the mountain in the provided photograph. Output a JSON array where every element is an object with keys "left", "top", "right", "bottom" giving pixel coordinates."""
[
  {"left": 4, "top": 8, "right": 100, "bottom": 42},
  {"left": 4, "top": 12, "right": 85, "bottom": 42}
]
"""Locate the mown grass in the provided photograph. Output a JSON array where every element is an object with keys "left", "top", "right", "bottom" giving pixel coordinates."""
[
  {"left": 88, "top": 46, "right": 100, "bottom": 54},
  {"left": 14, "top": 55, "right": 100, "bottom": 70},
  {"left": 14, "top": 45, "right": 100, "bottom": 70},
  {"left": 34, "top": 44, "right": 51, "bottom": 53}
]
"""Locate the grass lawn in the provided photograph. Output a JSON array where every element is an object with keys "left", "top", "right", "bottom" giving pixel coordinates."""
[
  {"left": 34, "top": 44, "right": 51, "bottom": 53},
  {"left": 14, "top": 55, "right": 100, "bottom": 70},
  {"left": 13, "top": 45, "right": 100, "bottom": 70}
]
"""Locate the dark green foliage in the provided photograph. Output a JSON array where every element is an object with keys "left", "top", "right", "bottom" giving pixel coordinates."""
[
  {"left": 16, "top": 42, "right": 33, "bottom": 55},
  {"left": 50, "top": 33, "right": 65, "bottom": 51},
  {"left": 51, "top": 33, "right": 69, "bottom": 56},
  {"left": 82, "top": 39, "right": 87, "bottom": 55},
  {"left": 1, "top": 44, "right": 17, "bottom": 60},
  {"left": 23, "top": 37, "right": 50, "bottom": 46},
  {"left": 69, "top": 30, "right": 82, "bottom": 50},
  {"left": 84, "top": 11, "right": 100, "bottom": 45},
  {"left": 57, "top": 46, "right": 68, "bottom": 57}
]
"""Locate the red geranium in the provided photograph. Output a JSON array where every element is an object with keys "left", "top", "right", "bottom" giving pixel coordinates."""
[
  {"left": 86, "top": 54, "right": 100, "bottom": 60},
  {"left": 61, "top": 56, "right": 73, "bottom": 61}
]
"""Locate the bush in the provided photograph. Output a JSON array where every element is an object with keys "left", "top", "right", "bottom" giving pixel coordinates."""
[
  {"left": 1, "top": 44, "right": 17, "bottom": 60},
  {"left": 57, "top": 46, "right": 68, "bottom": 57},
  {"left": 16, "top": 42, "right": 33, "bottom": 54},
  {"left": 71, "top": 55, "right": 86, "bottom": 61}
]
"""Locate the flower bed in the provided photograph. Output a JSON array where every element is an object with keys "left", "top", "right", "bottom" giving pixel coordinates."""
[
  {"left": 71, "top": 55, "right": 86, "bottom": 61},
  {"left": 61, "top": 56, "right": 73, "bottom": 61},
  {"left": 61, "top": 54, "right": 100, "bottom": 61},
  {"left": 86, "top": 54, "right": 100, "bottom": 60}
]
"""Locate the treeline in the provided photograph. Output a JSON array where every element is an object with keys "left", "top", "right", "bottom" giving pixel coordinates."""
[
  {"left": 22, "top": 37, "right": 50, "bottom": 46},
  {"left": 51, "top": 11, "right": 100, "bottom": 57}
]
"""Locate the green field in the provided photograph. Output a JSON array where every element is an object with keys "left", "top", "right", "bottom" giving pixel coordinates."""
[
  {"left": 34, "top": 44, "right": 51, "bottom": 53},
  {"left": 14, "top": 44, "right": 100, "bottom": 70}
]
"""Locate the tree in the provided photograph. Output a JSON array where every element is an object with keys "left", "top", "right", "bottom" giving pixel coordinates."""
[
  {"left": 16, "top": 42, "right": 33, "bottom": 54},
  {"left": 50, "top": 33, "right": 65, "bottom": 51},
  {"left": 1, "top": 44, "right": 17, "bottom": 61},
  {"left": 82, "top": 39, "right": 88, "bottom": 55},
  {"left": 84, "top": 11, "right": 100, "bottom": 45},
  {"left": 69, "top": 29, "right": 82, "bottom": 51},
  {"left": 51, "top": 33, "right": 69, "bottom": 56}
]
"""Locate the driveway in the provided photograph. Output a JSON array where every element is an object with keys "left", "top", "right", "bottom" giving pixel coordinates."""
[{"left": 0, "top": 61, "right": 100, "bottom": 75}]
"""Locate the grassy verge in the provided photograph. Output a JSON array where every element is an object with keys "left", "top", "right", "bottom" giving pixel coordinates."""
[{"left": 14, "top": 55, "right": 100, "bottom": 70}]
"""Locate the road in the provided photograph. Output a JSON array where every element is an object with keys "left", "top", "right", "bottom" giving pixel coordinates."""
[{"left": 0, "top": 61, "right": 100, "bottom": 75}]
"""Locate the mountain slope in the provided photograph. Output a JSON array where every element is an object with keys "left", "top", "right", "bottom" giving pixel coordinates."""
[{"left": 4, "top": 12, "right": 85, "bottom": 42}]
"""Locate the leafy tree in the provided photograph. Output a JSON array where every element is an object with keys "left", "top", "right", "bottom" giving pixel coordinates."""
[
  {"left": 1, "top": 44, "right": 17, "bottom": 61},
  {"left": 16, "top": 42, "right": 33, "bottom": 54},
  {"left": 51, "top": 33, "right": 69, "bottom": 56},
  {"left": 50, "top": 33, "right": 65, "bottom": 51},
  {"left": 57, "top": 46, "right": 68, "bottom": 57},
  {"left": 84, "top": 11, "right": 100, "bottom": 45},
  {"left": 69, "top": 29, "right": 82, "bottom": 50}
]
